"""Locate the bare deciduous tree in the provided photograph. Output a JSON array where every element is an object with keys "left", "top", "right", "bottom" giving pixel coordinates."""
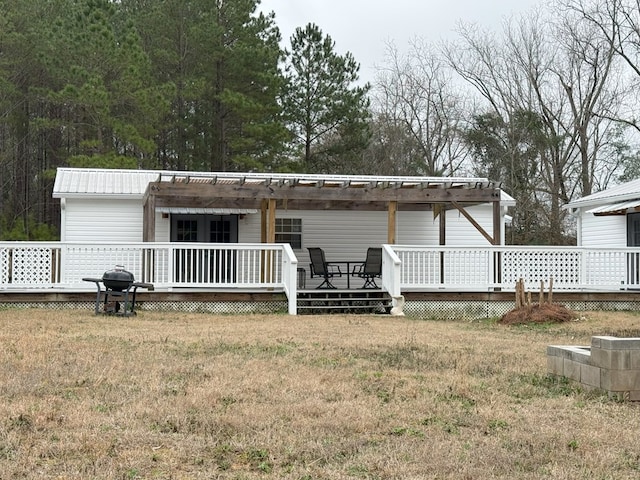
[
  {"left": 372, "top": 41, "right": 468, "bottom": 176},
  {"left": 444, "top": 8, "right": 622, "bottom": 243}
]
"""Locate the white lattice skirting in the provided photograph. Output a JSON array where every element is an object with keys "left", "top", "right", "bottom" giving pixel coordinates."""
[{"left": 3, "top": 300, "right": 640, "bottom": 319}]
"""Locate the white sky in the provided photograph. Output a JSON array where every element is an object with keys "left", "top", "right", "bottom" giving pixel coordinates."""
[{"left": 259, "top": 0, "right": 546, "bottom": 84}]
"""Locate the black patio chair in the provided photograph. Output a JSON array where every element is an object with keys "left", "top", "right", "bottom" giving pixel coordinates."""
[
  {"left": 308, "top": 247, "right": 341, "bottom": 288},
  {"left": 353, "top": 247, "right": 382, "bottom": 288}
]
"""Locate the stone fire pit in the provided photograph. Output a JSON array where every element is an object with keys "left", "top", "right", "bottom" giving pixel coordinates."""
[{"left": 547, "top": 336, "right": 640, "bottom": 401}]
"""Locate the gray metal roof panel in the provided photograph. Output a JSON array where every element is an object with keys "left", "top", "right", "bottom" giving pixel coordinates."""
[
  {"left": 565, "top": 178, "right": 640, "bottom": 210},
  {"left": 53, "top": 167, "right": 511, "bottom": 200}
]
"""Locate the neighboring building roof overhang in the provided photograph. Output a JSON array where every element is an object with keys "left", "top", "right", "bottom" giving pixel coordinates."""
[
  {"left": 587, "top": 200, "right": 640, "bottom": 216},
  {"left": 564, "top": 178, "right": 640, "bottom": 212}
]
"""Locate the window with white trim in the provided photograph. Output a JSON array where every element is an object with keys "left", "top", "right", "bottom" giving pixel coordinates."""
[{"left": 275, "top": 218, "right": 302, "bottom": 249}]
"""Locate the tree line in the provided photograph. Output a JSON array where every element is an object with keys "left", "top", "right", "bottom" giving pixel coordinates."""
[{"left": 1, "top": 0, "right": 639, "bottom": 244}]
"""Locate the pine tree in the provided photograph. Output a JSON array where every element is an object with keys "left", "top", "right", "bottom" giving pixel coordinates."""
[
  {"left": 281, "top": 23, "right": 370, "bottom": 173},
  {"left": 127, "top": 0, "right": 288, "bottom": 172}
]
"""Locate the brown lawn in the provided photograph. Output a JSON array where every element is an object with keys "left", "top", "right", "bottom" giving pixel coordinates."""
[{"left": 1, "top": 308, "right": 640, "bottom": 479}]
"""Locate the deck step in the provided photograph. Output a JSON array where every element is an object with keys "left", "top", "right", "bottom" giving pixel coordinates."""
[{"left": 297, "top": 289, "right": 392, "bottom": 314}]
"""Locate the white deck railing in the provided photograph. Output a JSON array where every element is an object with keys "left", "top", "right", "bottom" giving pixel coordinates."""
[
  {"left": 390, "top": 246, "right": 640, "bottom": 291},
  {"left": 0, "top": 242, "right": 298, "bottom": 314},
  {"left": 4, "top": 242, "right": 640, "bottom": 312}
]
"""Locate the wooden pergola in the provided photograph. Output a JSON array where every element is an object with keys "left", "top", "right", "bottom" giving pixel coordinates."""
[{"left": 142, "top": 172, "right": 504, "bottom": 245}]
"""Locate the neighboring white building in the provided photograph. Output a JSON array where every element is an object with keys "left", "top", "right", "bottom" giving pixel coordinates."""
[
  {"left": 564, "top": 178, "right": 640, "bottom": 247},
  {"left": 53, "top": 168, "right": 516, "bottom": 262}
]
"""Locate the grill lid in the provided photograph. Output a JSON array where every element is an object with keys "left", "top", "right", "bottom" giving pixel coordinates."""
[{"left": 102, "top": 265, "right": 134, "bottom": 291}]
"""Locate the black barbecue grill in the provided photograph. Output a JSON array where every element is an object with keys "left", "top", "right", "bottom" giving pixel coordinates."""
[{"left": 83, "top": 266, "right": 153, "bottom": 316}]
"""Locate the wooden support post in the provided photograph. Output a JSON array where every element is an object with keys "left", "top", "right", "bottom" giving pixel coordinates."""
[
  {"left": 142, "top": 192, "right": 156, "bottom": 242},
  {"left": 387, "top": 201, "right": 397, "bottom": 244},
  {"left": 266, "top": 199, "right": 276, "bottom": 283},
  {"left": 260, "top": 200, "right": 268, "bottom": 243},
  {"left": 267, "top": 198, "right": 276, "bottom": 243},
  {"left": 493, "top": 199, "right": 501, "bottom": 245}
]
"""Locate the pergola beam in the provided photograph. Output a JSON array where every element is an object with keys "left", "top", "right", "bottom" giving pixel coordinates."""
[
  {"left": 146, "top": 182, "right": 499, "bottom": 204},
  {"left": 142, "top": 179, "right": 505, "bottom": 246}
]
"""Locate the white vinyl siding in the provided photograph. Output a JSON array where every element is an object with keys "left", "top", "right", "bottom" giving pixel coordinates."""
[
  {"left": 61, "top": 197, "right": 502, "bottom": 250},
  {"left": 239, "top": 206, "right": 498, "bottom": 265},
  {"left": 155, "top": 213, "right": 170, "bottom": 242},
  {"left": 63, "top": 199, "right": 143, "bottom": 242},
  {"left": 446, "top": 205, "right": 496, "bottom": 246},
  {"left": 580, "top": 211, "right": 626, "bottom": 247}
]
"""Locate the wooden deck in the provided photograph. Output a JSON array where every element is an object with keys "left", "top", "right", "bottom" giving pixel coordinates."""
[{"left": 2, "top": 289, "right": 639, "bottom": 319}]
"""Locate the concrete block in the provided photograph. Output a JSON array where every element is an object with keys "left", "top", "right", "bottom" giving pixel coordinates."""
[
  {"left": 547, "top": 345, "right": 575, "bottom": 359},
  {"left": 548, "top": 336, "right": 640, "bottom": 400},
  {"left": 592, "top": 349, "right": 634, "bottom": 370},
  {"left": 580, "top": 364, "right": 601, "bottom": 388},
  {"left": 590, "top": 347, "right": 608, "bottom": 368},
  {"left": 570, "top": 347, "right": 591, "bottom": 363},
  {"left": 547, "top": 355, "right": 564, "bottom": 376},
  {"left": 630, "top": 351, "right": 640, "bottom": 369},
  {"left": 593, "top": 336, "right": 640, "bottom": 351},
  {"left": 548, "top": 345, "right": 591, "bottom": 361},
  {"left": 564, "top": 358, "right": 581, "bottom": 382},
  {"left": 601, "top": 369, "right": 640, "bottom": 392},
  {"left": 613, "top": 351, "right": 633, "bottom": 370},
  {"left": 628, "top": 390, "right": 640, "bottom": 401},
  {"left": 592, "top": 336, "right": 619, "bottom": 350},
  {"left": 613, "top": 338, "right": 640, "bottom": 350}
]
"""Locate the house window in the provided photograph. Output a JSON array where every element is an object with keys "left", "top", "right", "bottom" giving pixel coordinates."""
[
  {"left": 210, "top": 219, "right": 232, "bottom": 243},
  {"left": 275, "top": 218, "right": 302, "bottom": 249},
  {"left": 176, "top": 220, "right": 199, "bottom": 242}
]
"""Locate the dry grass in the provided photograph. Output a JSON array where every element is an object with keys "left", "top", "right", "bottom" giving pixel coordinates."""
[{"left": 1, "top": 308, "right": 640, "bottom": 479}]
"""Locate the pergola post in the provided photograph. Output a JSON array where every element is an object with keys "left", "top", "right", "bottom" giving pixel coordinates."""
[
  {"left": 387, "top": 201, "right": 397, "bottom": 244},
  {"left": 142, "top": 190, "right": 156, "bottom": 242},
  {"left": 260, "top": 199, "right": 268, "bottom": 243},
  {"left": 263, "top": 198, "right": 276, "bottom": 283},
  {"left": 267, "top": 198, "right": 276, "bottom": 243}
]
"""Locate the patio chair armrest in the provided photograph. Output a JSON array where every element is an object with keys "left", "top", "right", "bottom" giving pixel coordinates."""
[
  {"left": 326, "top": 263, "right": 343, "bottom": 276},
  {"left": 351, "top": 263, "right": 365, "bottom": 276}
]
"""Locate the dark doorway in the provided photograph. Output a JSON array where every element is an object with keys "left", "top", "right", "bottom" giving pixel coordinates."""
[
  {"left": 171, "top": 214, "right": 238, "bottom": 283},
  {"left": 627, "top": 213, "right": 640, "bottom": 286}
]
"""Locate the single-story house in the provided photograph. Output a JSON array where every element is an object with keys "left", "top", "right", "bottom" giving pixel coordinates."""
[
  {"left": 564, "top": 178, "right": 640, "bottom": 247},
  {"left": 53, "top": 168, "right": 516, "bottom": 263}
]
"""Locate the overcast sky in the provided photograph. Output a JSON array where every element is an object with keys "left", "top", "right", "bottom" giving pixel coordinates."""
[{"left": 259, "top": 0, "right": 546, "bottom": 84}]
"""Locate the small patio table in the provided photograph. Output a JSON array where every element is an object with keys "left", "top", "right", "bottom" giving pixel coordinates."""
[{"left": 326, "top": 260, "right": 365, "bottom": 289}]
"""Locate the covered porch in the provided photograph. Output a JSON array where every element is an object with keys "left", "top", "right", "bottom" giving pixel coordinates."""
[{"left": 140, "top": 171, "right": 507, "bottom": 247}]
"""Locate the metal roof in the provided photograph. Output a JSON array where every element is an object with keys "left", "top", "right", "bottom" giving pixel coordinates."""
[
  {"left": 586, "top": 200, "right": 640, "bottom": 215},
  {"left": 53, "top": 168, "right": 162, "bottom": 198},
  {"left": 565, "top": 178, "right": 640, "bottom": 210},
  {"left": 53, "top": 167, "right": 514, "bottom": 202}
]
